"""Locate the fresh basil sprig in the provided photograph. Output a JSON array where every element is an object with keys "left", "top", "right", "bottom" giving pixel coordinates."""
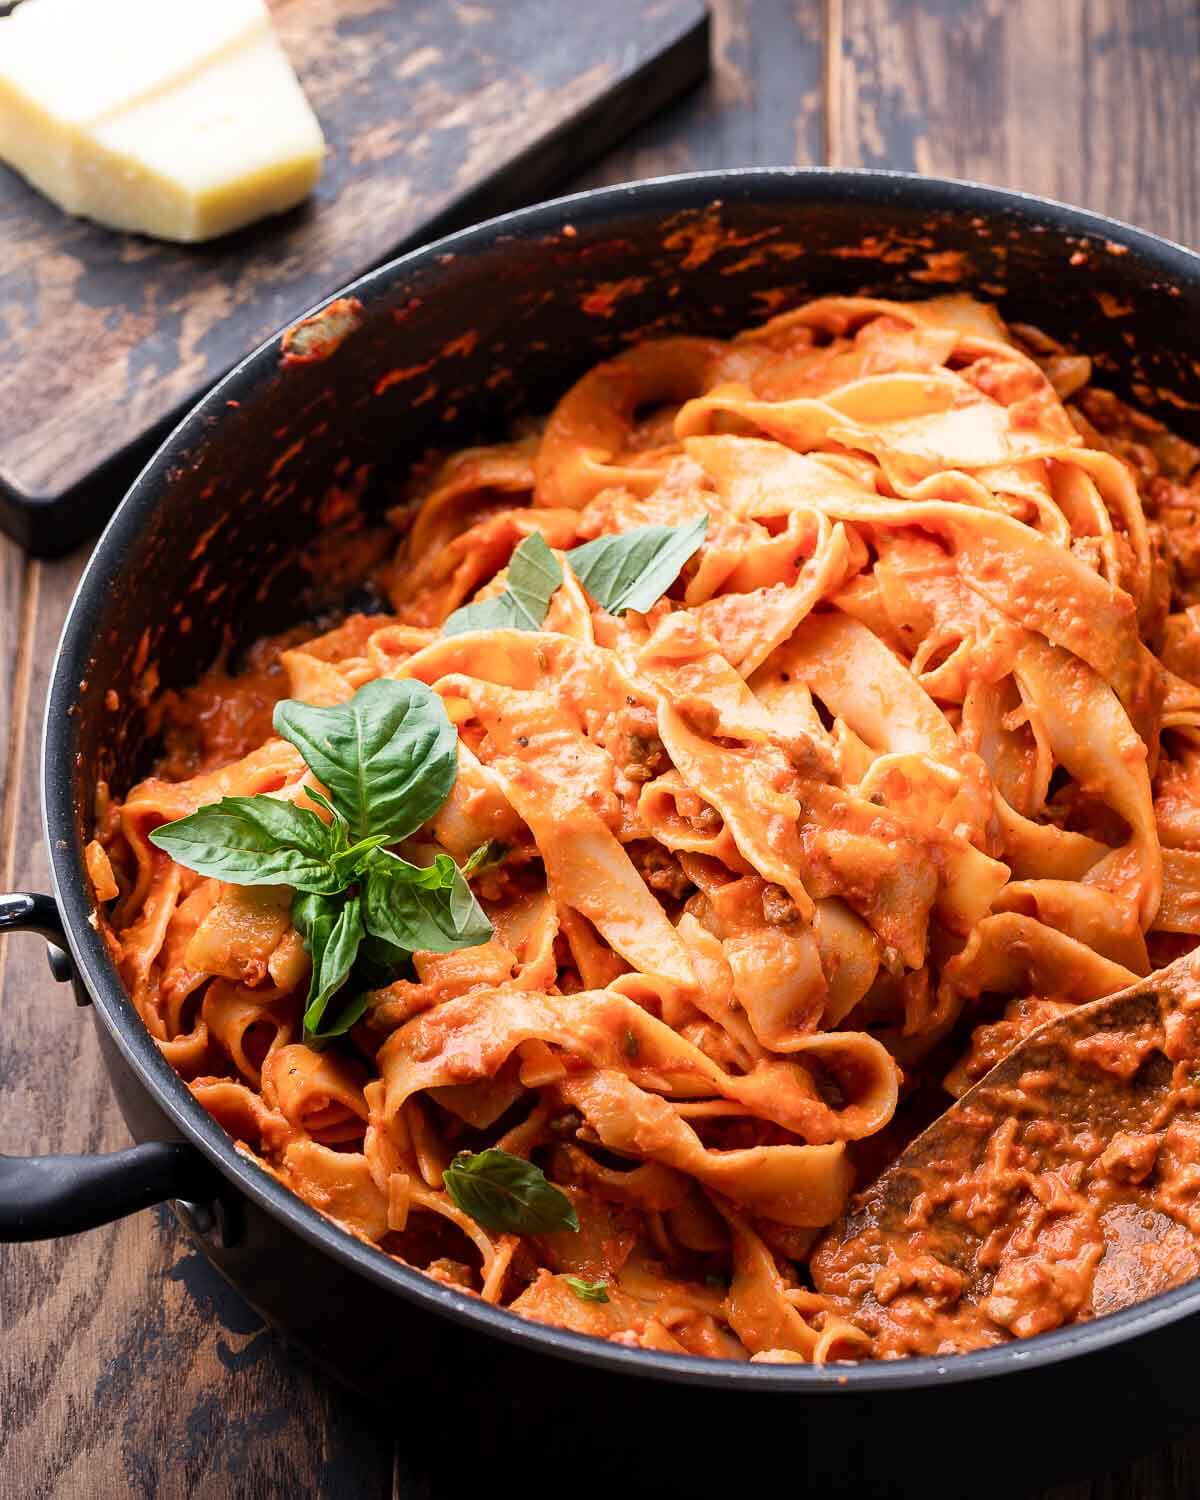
[
  {"left": 564, "top": 1276, "right": 610, "bottom": 1303},
  {"left": 568, "top": 514, "right": 709, "bottom": 615},
  {"left": 442, "top": 1148, "right": 579, "bottom": 1234},
  {"left": 148, "top": 679, "right": 492, "bottom": 1045},
  {"left": 443, "top": 532, "right": 564, "bottom": 635},
  {"left": 441, "top": 516, "right": 710, "bottom": 637}
]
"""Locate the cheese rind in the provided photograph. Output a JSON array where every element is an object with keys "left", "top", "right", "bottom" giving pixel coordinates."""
[{"left": 0, "top": 0, "right": 325, "bottom": 242}]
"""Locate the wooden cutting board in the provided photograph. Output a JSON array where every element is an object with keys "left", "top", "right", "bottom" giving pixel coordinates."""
[{"left": 0, "top": 0, "right": 708, "bottom": 554}]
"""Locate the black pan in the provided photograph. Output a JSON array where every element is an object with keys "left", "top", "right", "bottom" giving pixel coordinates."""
[{"left": 8, "top": 170, "right": 1200, "bottom": 1497}]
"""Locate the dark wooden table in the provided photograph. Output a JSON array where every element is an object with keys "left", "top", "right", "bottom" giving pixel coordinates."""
[{"left": 4, "top": 2, "right": 1200, "bottom": 1496}]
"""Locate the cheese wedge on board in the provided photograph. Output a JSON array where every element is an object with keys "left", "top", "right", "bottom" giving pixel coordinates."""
[{"left": 0, "top": 0, "right": 325, "bottom": 242}]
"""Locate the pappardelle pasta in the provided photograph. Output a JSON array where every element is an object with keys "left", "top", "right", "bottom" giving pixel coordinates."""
[{"left": 89, "top": 293, "right": 1200, "bottom": 1363}]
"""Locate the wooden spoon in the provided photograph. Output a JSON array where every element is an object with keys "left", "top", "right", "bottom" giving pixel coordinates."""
[{"left": 810, "top": 950, "right": 1200, "bottom": 1358}]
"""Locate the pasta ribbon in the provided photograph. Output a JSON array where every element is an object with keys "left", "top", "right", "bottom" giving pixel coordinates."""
[{"left": 379, "top": 985, "right": 898, "bottom": 1145}]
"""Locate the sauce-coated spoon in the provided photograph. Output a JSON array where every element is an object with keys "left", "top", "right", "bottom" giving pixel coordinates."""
[{"left": 811, "top": 951, "right": 1200, "bottom": 1357}]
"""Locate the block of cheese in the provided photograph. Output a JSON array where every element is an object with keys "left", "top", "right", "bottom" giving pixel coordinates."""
[{"left": 0, "top": 0, "right": 325, "bottom": 242}]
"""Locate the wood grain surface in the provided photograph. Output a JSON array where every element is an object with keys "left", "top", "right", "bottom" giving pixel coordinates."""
[
  {"left": 0, "top": 0, "right": 708, "bottom": 552},
  {"left": 4, "top": 2, "right": 1200, "bottom": 1496}
]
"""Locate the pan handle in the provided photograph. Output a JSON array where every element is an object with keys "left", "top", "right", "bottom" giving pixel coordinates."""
[
  {"left": 0, "top": 1142, "right": 220, "bottom": 1241},
  {"left": 0, "top": 890, "right": 69, "bottom": 944},
  {"left": 0, "top": 891, "right": 222, "bottom": 1241}
]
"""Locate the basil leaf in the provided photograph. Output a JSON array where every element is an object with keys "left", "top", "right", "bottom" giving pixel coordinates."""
[
  {"left": 442, "top": 1149, "right": 579, "bottom": 1234},
  {"left": 354, "top": 932, "right": 415, "bottom": 989},
  {"left": 442, "top": 533, "right": 563, "bottom": 636},
  {"left": 362, "top": 851, "right": 492, "bottom": 953},
  {"left": 564, "top": 1276, "right": 610, "bottom": 1303},
  {"left": 307, "top": 991, "right": 369, "bottom": 1043},
  {"left": 401, "top": 851, "right": 458, "bottom": 890},
  {"left": 293, "top": 890, "right": 365, "bottom": 1039},
  {"left": 462, "top": 840, "right": 507, "bottom": 875},
  {"left": 329, "top": 832, "right": 392, "bottom": 883},
  {"left": 303, "top": 785, "right": 349, "bottom": 839},
  {"left": 148, "top": 796, "right": 341, "bottom": 892},
  {"left": 566, "top": 514, "right": 709, "bottom": 615},
  {"left": 273, "top": 679, "right": 458, "bottom": 842},
  {"left": 441, "top": 863, "right": 493, "bottom": 944},
  {"left": 292, "top": 888, "right": 337, "bottom": 966}
]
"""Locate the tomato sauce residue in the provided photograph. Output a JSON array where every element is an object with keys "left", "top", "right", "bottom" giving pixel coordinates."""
[
  {"left": 280, "top": 298, "right": 365, "bottom": 366},
  {"left": 375, "top": 359, "right": 436, "bottom": 396},
  {"left": 911, "top": 249, "right": 968, "bottom": 284},
  {"left": 580, "top": 278, "right": 650, "bottom": 318}
]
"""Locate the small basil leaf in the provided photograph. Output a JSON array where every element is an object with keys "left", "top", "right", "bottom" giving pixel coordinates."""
[
  {"left": 292, "top": 890, "right": 338, "bottom": 985},
  {"left": 442, "top": 863, "right": 493, "bottom": 943},
  {"left": 273, "top": 679, "right": 458, "bottom": 843},
  {"left": 363, "top": 852, "right": 492, "bottom": 953},
  {"left": 293, "top": 890, "right": 365, "bottom": 1039},
  {"left": 405, "top": 852, "right": 458, "bottom": 890},
  {"left": 307, "top": 991, "right": 370, "bottom": 1043},
  {"left": 566, "top": 514, "right": 709, "bottom": 615},
  {"left": 303, "top": 785, "right": 349, "bottom": 840},
  {"left": 149, "top": 796, "right": 341, "bottom": 892},
  {"left": 442, "top": 1149, "right": 579, "bottom": 1234},
  {"left": 442, "top": 533, "right": 563, "bottom": 636},
  {"left": 564, "top": 1276, "right": 610, "bottom": 1303},
  {"left": 329, "top": 833, "right": 392, "bottom": 882},
  {"left": 462, "top": 840, "right": 507, "bottom": 875}
]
